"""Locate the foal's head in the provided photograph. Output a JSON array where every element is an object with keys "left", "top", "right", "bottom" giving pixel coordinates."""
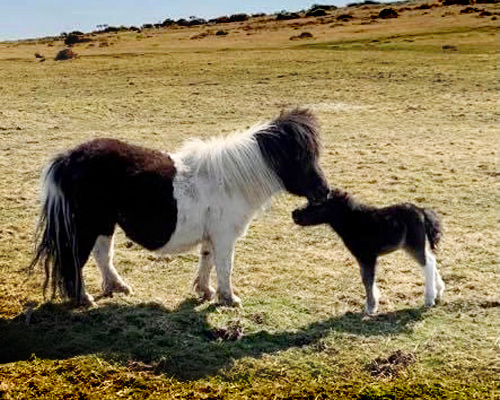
[
  {"left": 292, "top": 188, "right": 351, "bottom": 226},
  {"left": 256, "top": 109, "right": 329, "bottom": 205}
]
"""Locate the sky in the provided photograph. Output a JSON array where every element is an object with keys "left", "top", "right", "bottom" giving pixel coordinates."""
[{"left": 0, "top": 0, "right": 359, "bottom": 41}]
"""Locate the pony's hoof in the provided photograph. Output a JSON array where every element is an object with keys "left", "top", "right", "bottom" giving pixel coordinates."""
[
  {"left": 102, "top": 281, "right": 133, "bottom": 297},
  {"left": 193, "top": 281, "right": 216, "bottom": 303},
  {"left": 77, "top": 293, "right": 97, "bottom": 308},
  {"left": 215, "top": 293, "right": 242, "bottom": 308}
]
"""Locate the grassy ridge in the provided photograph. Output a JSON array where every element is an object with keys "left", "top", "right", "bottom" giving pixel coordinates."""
[{"left": 0, "top": 1, "right": 499, "bottom": 398}]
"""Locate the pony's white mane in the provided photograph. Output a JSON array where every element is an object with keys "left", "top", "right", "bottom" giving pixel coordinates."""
[{"left": 175, "top": 123, "right": 283, "bottom": 205}]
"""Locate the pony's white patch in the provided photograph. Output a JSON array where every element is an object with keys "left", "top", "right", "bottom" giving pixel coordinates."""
[
  {"left": 156, "top": 124, "right": 284, "bottom": 304},
  {"left": 158, "top": 124, "right": 283, "bottom": 255}
]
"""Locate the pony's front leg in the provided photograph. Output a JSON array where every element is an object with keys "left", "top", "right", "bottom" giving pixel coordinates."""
[
  {"left": 193, "top": 241, "right": 216, "bottom": 302},
  {"left": 213, "top": 238, "right": 241, "bottom": 307},
  {"left": 93, "top": 235, "right": 133, "bottom": 297}
]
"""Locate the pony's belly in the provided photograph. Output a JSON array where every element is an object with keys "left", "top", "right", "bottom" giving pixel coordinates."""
[{"left": 155, "top": 224, "right": 204, "bottom": 254}]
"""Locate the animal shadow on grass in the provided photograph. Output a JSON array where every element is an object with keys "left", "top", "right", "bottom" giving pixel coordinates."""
[{"left": 0, "top": 300, "right": 425, "bottom": 380}]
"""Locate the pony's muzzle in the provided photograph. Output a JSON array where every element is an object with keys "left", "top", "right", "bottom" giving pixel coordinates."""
[{"left": 307, "top": 185, "right": 329, "bottom": 205}]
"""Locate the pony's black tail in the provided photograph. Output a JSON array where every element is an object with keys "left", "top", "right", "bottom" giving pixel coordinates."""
[
  {"left": 30, "top": 155, "right": 82, "bottom": 302},
  {"left": 422, "top": 208, "right": 442, "bottom": 251}
]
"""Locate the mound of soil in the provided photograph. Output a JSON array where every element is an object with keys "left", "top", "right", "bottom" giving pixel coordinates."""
[
  {"left": 367, "top": 350, "right": 416, "bottom": 379},
  {"left": 205, "top": 320, "right": 244, "bottom": 341}
]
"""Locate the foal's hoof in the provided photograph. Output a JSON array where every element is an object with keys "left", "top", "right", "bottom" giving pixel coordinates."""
[
  {"left": 364, "top": 306, "right": 378, "bottom": 316},
  {"left": 215, "top": 292, "right": 242, "bottom": 308},
  {"left": 424, "top": 298, "right": 436, "bottom": 308}
]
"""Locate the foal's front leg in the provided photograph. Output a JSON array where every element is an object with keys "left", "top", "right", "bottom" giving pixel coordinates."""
[
  {"left": 93, "top": 235, "right": 133, "bottom": 297},
  {"left": 358, "top": 257, "right": 380, "bottom": 315},
  {"left": 212, "top": 237, "right": 241, "bottom": 307},
  {"left": 193, "top": 241, "right": 216, "bottom": 301}
]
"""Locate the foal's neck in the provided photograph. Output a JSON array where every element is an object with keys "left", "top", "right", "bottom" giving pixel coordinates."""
[{"left": 327, "top": 195, "right": 364, "bottom": 234}]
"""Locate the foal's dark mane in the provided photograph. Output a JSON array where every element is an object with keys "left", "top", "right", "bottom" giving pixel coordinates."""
[{"left": 328, "top": 188, "right": 376, "bottom": 214}]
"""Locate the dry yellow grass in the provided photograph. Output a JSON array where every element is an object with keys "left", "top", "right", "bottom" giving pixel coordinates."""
[{"left": 0, "top": 2, "right": 498, "bottom": 398}]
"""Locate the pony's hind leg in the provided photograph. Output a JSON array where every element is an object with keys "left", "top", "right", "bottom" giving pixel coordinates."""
[
  {"left": 193, "top": 241, "right": 216, "bottom": 302},
  {"left": 358, "top": 257, "right": 380, "bottom": 315},
  {"left": 93, "top": 234, "right": 133, "bottom": 297}
]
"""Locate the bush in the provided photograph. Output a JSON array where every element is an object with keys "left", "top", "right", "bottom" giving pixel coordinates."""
[
  {"left": 276, "top": 12, "right": 301, "bottom": 20},
  {"left": 290, "top": 32, "right": 314, "bottom": 40},
  {"left": 228, "top": 13, "right": 249, "bottom": 22},
  {"left": 336, "top": 14, "right": 354, "bottom": 21},
  {"left": 347, "top": 0, "right": 379, "bottom": 6},
  {"left": 162, "top": 19, "right": 175, "bottom": 27},
  {"left": 379, "top": 8, "right": 399, "bottom": 18},
  {"left": 216, "top": 30, "right": 228, "bottom": 36},
  {"left": 443, "top": 0, "right": 472, "bottom": 5},
  {"left": 64, "top": 34, "right": 92, "bottom": 46},
  {"left": 306, "top": 8, "right": 328, "bottom": 17},
  {"left": 55, "top": 49, "right": 77, "bottom": 61},
  {"left": 187, "top": 18, "right": 207, "bottom": 26}
]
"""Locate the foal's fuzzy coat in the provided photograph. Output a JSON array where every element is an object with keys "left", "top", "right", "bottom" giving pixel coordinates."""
[{"left": 292, "top": 188, "right": 445, "bottom": 314}]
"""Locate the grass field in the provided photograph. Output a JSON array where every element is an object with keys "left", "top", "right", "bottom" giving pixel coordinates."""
[{"left": 0, "top": 1, "right": 499, "bottom": 398}]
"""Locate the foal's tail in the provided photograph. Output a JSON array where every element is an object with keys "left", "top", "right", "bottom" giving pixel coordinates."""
[
  {"left": 422, "top": 208, "right": 442, "bottom": 251},
  {"left": 30, "top": 155, "right": 82, "bottom": 302}
]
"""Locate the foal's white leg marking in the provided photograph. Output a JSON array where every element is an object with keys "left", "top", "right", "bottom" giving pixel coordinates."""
[
  {"left": 360, "top": 260, "right": 379, "bottom": 315},
  {"left": 423, "top": 250, "right": 437, "bottom": 307},
  {"left": 434, "top": 268, "right": 445, "bottom": 302},
  {"left": 213, "top": 237, "right": 241, "bottom": 307},
  {"left": 93, "top": 235, "right": 133, "bottom": 297},
  {"left": 193, "top": 241, "right": 216, "bottom": 301}
]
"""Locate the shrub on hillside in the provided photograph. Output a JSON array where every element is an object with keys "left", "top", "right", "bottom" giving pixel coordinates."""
[
  {"left": 64, "top": 34, "right": 92, "bottom": 46},
  {"left": 55, "top": 49, "right": 77, "bottom": 61},
  {"left": 228, "top": 13, "right": 249, "bottom": 22},
  {"left": 276, "top": 12, "right": 301, "bottom": 20},
  {"left": 290, "top": 32, "right": 314, "bottom": 40},
  {"left": 347, "top": 0, "right": 380, "bottom": 6},
  {"left": 306, "top": 8, "right": 328, "bottom": 17},
  {"left": 379, "top": 8, "right": 399, "bottom": 18},
  {"left": 336, "top": 14, "right": 354, "bottom": 21}
]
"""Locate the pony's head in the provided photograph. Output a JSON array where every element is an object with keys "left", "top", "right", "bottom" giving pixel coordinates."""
[
  {"left": 292, "top": 188, "right": 350, "bottom": 226},
  {"left": 256, "top": 109, "right": 329, "bottom": 205}
]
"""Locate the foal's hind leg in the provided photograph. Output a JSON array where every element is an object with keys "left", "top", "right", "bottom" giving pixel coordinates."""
[
  {"left": 193, "top": 240, "right": 216, "bottom": 302},
  {"left": 409, "top": 246, "right": 437, "bottom": 307},
  {"left": 93, "top": 234, "right": 133, "bottom": 297},
  {"left": 358, "top": 257, "right": 380, "bottom": 315},
  {"left": 434, "top": 256, "right": 445, "bottom": 302}
]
